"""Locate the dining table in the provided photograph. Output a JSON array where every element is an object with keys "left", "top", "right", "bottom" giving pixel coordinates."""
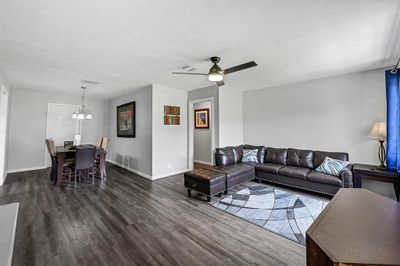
[{"left": 54, "top": 144, "right": 107, "bottom": 186}]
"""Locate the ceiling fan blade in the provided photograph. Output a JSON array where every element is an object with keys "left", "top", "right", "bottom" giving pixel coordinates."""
[
  {"left": 216, "top": 80, "right": 224, "bottom": 86},
  {"left": 172, "top": 72, "right": 208, "bottom": 76},
  {"left": 223, "top": 61, "right": 257, "bottom": 75}
]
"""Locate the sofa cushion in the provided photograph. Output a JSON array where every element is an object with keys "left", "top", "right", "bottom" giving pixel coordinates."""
[
  {"left": 313, "top": 150, "right": 349, "bottom": 169},
  {"left": 287, "top": 148, "right": 314, "bottom": 169},
  {"left": 307, "top": 170, "right": 343, "bottom": 187},
  {"left": 278, "top": 166, "right": 310, "bottom": 180},
  {"left": 244, "top": 144, "right": 266, "bottom": 163},
  {"left": 265, "top": 147, "right": 288, "bottom": 165},
  {"left": 213, "top": 163, "right": 253, "bottom": 178},
  {"left": 232, "top": 145, "right": 244, "bottom": 163},
  {"left": 256, "top": 163, "right": 284, "bottom": 174},
  {"left": 215, "top": 147, "right": 235, "bottom": 166},
  {"left": 315, "top": 157, "right": 349, "bottom": 177},
  {"left": 241, "top": 149, "right": 259, "bottom": 163}
]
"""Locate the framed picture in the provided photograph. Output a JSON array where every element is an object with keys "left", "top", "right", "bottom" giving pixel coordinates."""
[
  {"left": 117, "top": 101, "right": 135, "bottom": 137},
  {"left": 195, "top": 108, "right": 209, "bottom": 129},
  {"left": 164, "top": 105, "right": 180, "bottom": 125}
]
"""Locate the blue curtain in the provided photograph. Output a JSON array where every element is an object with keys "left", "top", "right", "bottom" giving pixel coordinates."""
[{"left": 386, "top": 69, "right": 400, "bottom": 172}]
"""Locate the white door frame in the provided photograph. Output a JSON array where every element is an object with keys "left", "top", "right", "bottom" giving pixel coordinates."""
[
  {"left": 0, "top": 85, "right": 8, "bottom": 185},
  {"left": 44, "top": 103, "right": 80, "bottom": 168},
  {"left": 188, "top": 97, "right": 214, "bottom": 170}
]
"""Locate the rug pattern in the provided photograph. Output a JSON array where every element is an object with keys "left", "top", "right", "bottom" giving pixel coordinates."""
[{"left": 212, "top": 184, "right": 329, "bottom": 245}]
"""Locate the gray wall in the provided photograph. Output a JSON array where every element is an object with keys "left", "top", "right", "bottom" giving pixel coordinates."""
[
  {"left": 8, "top": 89, "right": 109, "bottom": 171},
  {"left": 107, "top": 86, "right": 152, "bottom": 176},
  {"left": 0, "top": 68, "right": 11, "bottom": 182},
  {"left": 243, "top": 68, "right": 394, "bottom": 198},
  {"left": 152, "top": 84, "right": 187, "bottom": 177},
  {"left": 188, "top": 85, "right": 219, "bottom": 150},
  {"left": 194, "top": 101, "right": 212, "bottom": 164},
  {"left": 218, "top": 86, "right": 243, "bottom": 147}
]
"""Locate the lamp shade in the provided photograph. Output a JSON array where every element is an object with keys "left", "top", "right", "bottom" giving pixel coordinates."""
[
  {"left": 77, "top": 113, "right": 85, "bottom": 120},
  {"left": 369, "top": 122, "right": 387, "bottom": 140}
]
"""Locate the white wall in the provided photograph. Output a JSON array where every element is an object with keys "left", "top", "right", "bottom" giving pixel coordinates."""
[
  {"left": 219, "top": 86, "right": 243, "bottom": 147},
  {"left": 243, "top": 68, "right": 395, "bottom": 198},
  {"left": 152, "top": 84, "right": 187, "bottom": 178},
  {"left": 8, "top": 89, "right": 109, "bottom": 172},
  {"left": 194, "top": 101, "right": 212, "bottom": 164},
  {"left": 107, "top": 86, "right": 152, "bottom": 177},
  {"left": 0, "top": 68, "right": 11, "bottom": 184}
]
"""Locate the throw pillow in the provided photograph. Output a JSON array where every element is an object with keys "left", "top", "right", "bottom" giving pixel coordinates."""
[
  {"left": 315, "top": 157, "right": 349, "bottom": 177},
  {"left": 241, "top": 149, "right": 259, "bottom": 163}
]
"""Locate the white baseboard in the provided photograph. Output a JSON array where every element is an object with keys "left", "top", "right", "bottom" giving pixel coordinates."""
[
  {"left": 152, "top": 169, "right": 189, "bottom": 180},
  {"left": 194, "top": 160, "right": 213, "bottom": 166},
  {"left": 106, "top": 159, "right": 153, "bottom": 180},
  {"left": 107, "top": 159, "right": 188, "bottom": 180},
  {"left": 7, "top": 166, "right": 46, "bottom": 174}
]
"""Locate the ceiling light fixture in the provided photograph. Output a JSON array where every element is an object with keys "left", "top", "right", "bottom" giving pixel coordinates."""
[
  {"left": 72, "top": 86, "right": 93, "bottom": 120},
  {"left": 208, "top": 60, "right": 224, "bottom": 82}
]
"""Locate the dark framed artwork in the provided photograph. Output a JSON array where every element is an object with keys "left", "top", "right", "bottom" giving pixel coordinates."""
[
  {"left": 194, "top": 108, "right": 209, "bottom": 129},
  {"left": 117, "top": 101, "right": 135, "bottom": 137}
]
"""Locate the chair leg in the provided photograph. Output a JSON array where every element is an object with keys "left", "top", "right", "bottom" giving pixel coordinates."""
[
  {"left": 74, "top": 169, "right": 77, "bottom": 188},
  {"left": 92, "top": 167, "right": 95, "bottom": 184}
]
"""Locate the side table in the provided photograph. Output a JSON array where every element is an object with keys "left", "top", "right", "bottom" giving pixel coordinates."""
[{"left": 353, "top": 163, "right": 399, "bottom": 201}]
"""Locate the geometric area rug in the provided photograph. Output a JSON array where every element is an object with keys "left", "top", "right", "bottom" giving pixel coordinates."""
[{"left": 212, "top": 184, "right": 329, "bottom": 245}]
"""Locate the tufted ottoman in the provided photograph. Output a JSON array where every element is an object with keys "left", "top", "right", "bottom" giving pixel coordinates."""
[{"left": 184, "top": 169, "right": 226, "bottom": 202}]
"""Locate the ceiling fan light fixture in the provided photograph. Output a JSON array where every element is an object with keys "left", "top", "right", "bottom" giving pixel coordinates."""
[{"left": 208, "top": 72, "right": 224, "bottom": 82}]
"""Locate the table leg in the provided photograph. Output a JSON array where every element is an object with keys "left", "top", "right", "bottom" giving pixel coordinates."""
[
  {"left": 99, "top": 152, "right": 106, "bottom": 179},
  {"left": 353, "top": 173, "right": 362, "bottom": 188},
  {"left": 56, "top": 153, "right": 64, "bottom": 186},
  {"left": 394, "top": 180, "right": 400, "bottom": 202}
]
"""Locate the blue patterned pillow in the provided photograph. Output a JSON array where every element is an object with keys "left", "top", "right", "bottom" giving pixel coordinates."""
[
  {"left": 315, "top": 157, "right": 349, "bottom": 176},
  {"left": 241, "top": 149, "right": 259, "bottom": 163}
]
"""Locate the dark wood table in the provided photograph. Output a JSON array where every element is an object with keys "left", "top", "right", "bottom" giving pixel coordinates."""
[
  {"left": 55, "top": 145, "right": 106, "bottom": 186},
  {"left": 306, "top": 188, "right": 400, "bottom": 266},
  {"left": 353, "top": 163, "right": 400, "bottom": 201}
]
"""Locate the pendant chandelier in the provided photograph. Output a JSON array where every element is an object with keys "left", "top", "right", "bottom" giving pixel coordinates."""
[{"left": 72, "top": 86, "right": 93, "bottom": 120}]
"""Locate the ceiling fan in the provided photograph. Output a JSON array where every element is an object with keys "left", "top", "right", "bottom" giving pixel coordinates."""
[{"left": 172, "top": 56, "right": 257, "bottom": 86}]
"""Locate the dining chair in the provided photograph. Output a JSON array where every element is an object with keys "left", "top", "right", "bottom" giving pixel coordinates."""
[
  {"left": 45, "top": 139, "right": 74, "bottom": 183},
  {"left": 71, "top": 146, "right": 96, "bottom": 188},
  {"left": 100, "top": 137, "right": 109, "bottom": 150},
  {"left": 95, "top": 137, "right": 102, "bottom": 148},
  {"left": 45, "top": 139, "right": 56, "bottom": 182}
]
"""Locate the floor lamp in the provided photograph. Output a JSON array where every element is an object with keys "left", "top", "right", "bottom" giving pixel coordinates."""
[{"left": 368, "top": 122, "right": 387, "bottom": 169}]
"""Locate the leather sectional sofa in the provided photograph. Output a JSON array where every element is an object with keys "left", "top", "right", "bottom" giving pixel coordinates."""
[{"left": 213, "top": 145, "right": 353, "bottom": 196}]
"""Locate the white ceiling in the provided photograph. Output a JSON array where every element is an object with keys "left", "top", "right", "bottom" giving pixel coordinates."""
[{"left": 0, "top": 0, "right": 399, "bottom": 98}]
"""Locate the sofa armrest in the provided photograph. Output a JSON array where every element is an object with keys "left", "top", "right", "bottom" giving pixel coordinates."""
[{"left": 340, "top": 164, "right": 353, "bottom": 188}]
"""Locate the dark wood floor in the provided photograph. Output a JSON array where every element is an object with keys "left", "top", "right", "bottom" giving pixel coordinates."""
[{"left": 0, "top": 164, "right": 305, "bottom": 266}]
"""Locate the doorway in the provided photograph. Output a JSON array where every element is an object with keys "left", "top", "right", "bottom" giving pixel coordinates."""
[
  {"left": 0, "top": 85, "right": 9, "bottom": 185},
  {"left": 188, "top": 97, "right": 214, "bottom": 170},
  {"left": 44, "top": 103, "right": 80, "bottom": 167}
]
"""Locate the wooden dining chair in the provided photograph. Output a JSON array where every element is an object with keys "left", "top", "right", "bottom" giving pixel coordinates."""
[
  {"left": 71, "top": 146, "right": 96, "bottom": 188},
  {"left": 45, "top": 139, "right": 74, "bottom": 184},
  {"left": 45, "top": 139, "right": 56, "bottom": 182},
  {"left": 95, "top": 137, "right": 102, "bottom": 148},
  {"left": 100, "top": 137, "right": 109, "bottom": 150}
]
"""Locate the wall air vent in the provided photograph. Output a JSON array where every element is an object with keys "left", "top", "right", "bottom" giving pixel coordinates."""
[
  {"left": 178, "top": 65, "right": 197, "bottom": 72},
  {"left": 81, "top": 79, "right": 100, "bottom": 85}
]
